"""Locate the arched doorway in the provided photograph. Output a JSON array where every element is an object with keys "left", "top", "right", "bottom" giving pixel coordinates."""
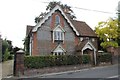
[
  {"left": 82, "top": 41, "right": 96, "bottom": 65},
  {"left": 83, "top": 48, "right": 94, "bottom": 65}
]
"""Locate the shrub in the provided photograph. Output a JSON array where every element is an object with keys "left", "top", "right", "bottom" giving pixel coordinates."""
[
  {"left": 97, "top": 53, "right": 112, "bottom": 63},
  {"left": 24, "top": 55, "right": 90, "bottom": 69},
  {"left": 3, "top": 48, "right": 10, "bottom": 61},
  {"left": 82, "top": 54, "right": 91, "bottom": 64}
]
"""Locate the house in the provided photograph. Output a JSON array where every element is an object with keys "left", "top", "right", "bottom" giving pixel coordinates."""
[{"left": 26, "top": 5, "right": 98, "bottom": 65}]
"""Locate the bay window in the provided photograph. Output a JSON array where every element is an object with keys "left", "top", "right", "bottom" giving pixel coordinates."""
[{"left": 53, "top": 25, "right": 65, "bottom": 42}]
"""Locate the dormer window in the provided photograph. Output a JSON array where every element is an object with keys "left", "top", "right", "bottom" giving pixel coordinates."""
[
  {"left": 55, "top": 15, "right": 60, "bottom": 25},
  {"left": 53, "top": 25, "right": 65, "bottom": 43}
]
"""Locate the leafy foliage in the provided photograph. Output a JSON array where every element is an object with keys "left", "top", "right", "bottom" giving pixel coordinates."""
[
  {"left": 95, "top": 18, "right": 119, "bottom": 48},
  {"left": 97, "top": 53, "right": 112, "bottom": 63},
  {"left": 2, "top": 39, "right": 14, "bottom": 61},
  {"left": 24, "top": 37, "right": 30, "bottom": 55},
  {"left": 82, "top": 54, "right": 91, "bottom": 64},
  {"left": 3, "top": 48, "right": 10, "bottom": 61},
  {"left": 24, "top": 55, "right": 90, "bottom": 69}
]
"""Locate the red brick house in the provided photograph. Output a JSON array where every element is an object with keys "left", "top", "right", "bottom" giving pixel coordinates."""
[{"left": 26, "top": 5, "right": 98, "bottom": 65}]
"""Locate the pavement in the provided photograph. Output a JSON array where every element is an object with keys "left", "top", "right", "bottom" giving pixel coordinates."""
[
  {"left": 8, "top": 64, "right": 119, "bottom": 79},
  {"left": 0, "top": 60, "right": 14, "bottom": 79}
]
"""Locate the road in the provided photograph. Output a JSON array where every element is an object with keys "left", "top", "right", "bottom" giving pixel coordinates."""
[{"left": 38, "top": 64, "right": 119, "bottom": 78}]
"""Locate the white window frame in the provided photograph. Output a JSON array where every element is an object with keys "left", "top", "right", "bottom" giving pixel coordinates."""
[
  {"left": 52, "top": 45, "right": 66, "bottom": 56},
  {"left": 53, "top": 25, "right": 65, "bottom": 43},
  {"left": 54, "top": 31, "right": 64, "bottom": 41},
  {"left": 53, "top": 52, "right": 65, "bottom": 56}
]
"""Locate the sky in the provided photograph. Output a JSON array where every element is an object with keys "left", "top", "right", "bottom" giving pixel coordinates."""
[{"left": 0, "top": 0, "right": 119, "bottom": 48}]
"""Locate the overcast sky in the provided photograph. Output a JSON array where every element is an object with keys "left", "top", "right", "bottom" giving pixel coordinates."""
[{"left": 0, "top": 0, "right": 119, "bottom": 48}]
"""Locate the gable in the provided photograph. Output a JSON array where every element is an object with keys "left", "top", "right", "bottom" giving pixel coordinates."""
[
  {"left": 32, "top": 5, "right": 79, "bottom": 36},
  {"left": 52, "top": 45, "right": 66, "bottom": 52},
  {"left": 53, "top": 24, "right": 65, "bottom": 32},
  {"left": 82, "top": 41, "right": 96, "bottom": 52}
]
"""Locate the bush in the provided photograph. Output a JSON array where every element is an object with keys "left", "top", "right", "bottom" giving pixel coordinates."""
[
  {"left": 82, "top": 54, "right": 91, "bottom": 64},
  {"left": 24, "top": 55, "right": 86, "bottom": 69},
  {"left": 3, "top": 48, "right": 10, "bottom": 61},
  {"left": 97, "top": 53, "right": 112, "bottom": 63}
]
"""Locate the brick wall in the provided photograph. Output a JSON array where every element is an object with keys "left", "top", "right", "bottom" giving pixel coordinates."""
[
  {"left": 34, "top": 11, "right": 76, "bottom": 56},
  {"left": 114, "top": 47, "right": 120, "bottom": 56},
  {"left": 14, "top": 50, "right": 24, "bottom": 76}
]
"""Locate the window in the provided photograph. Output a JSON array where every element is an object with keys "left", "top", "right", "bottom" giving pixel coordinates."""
[
  {"left": 55, "top": 15, "right": 60, "bottom": 25},
  {"left": 53, "top": 25, "right": 65, "bottom": 42},
  {"left": 53, "top": 52, "right": 65, "bottom": 56},
  {"left": 54, "top": 31, "right": 63, "bottom": 41},
  {"left": 52, "top": 45, "right": 66, "bottom": 56}
]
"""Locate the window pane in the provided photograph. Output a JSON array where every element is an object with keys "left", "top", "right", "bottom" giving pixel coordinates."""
[
  {"left": 55, "top": 15, "right": 60, "bottom": 24},
  {"left": 55, "top": 52, "right": 57, "bottom": 55},
  {"left": 61, "top": 32, "right": 63, "bottom": 40},
  {"left": 53, "top": 31, "right": 64, "bottom": 41},
  {"left": 54, "top": 32, "right": 56, "bottom": 40},
  {"left": 56, "top": 32, "right": 58, "bottom": 40},
  {"left": 58, "top": 32, "right": 60, "bottom": 40}
]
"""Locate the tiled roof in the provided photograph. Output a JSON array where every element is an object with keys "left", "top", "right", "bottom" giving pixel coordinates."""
[
  {"left": 76, "top": 40, "right": 88, "bottom": 51},
  {"left": 76, "top": 40, "right": 96, "bottom": 51},
  {"left": 71, "top": 20, "right": 97, "bottom": 37}
]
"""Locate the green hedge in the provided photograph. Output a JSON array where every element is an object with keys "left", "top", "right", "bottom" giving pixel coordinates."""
[
  {"left": 24, "top": 55, "right": 90, "bottom": 69},
  {"left": 97, "top": 53, "right": 112, "bottom": 63},
  {"left": 82, "top": 54, "right": 91, "bottom": 64}
]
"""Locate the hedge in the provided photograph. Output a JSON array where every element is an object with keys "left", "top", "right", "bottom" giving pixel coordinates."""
[
  {"left": 24, "top": 55, "right": 91, "bottom": 69},
  {"left": 97, "top": 53, "right": 112, "bottom": 63},
  {"left": 24, "top": 53, "right": 112, "bottom": 69},
  {"left": 82, "top": 54, "right": 91, "bottom": 64}
]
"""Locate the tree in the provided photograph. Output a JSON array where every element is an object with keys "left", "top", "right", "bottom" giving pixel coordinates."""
[
  {"left": 35, "top": 1, "right": 76, "bottom": 23},
  {"left": 35, "top": 12, "right": 47, "bottom": 23},
  {"left": 23, "top": 36, "right": 30, "bottom": 55},
  {"left": 117, "top": 3, "right": 120, "bottom": 46},
  {"left": 2, "top": 39, "right": 9, "bottom": 55},
  {"left": 95, "top": 18, "right": 119, "bottom": 48},
  {"left": 2, "top": 39, "right": 13, "bottom": 61}
]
